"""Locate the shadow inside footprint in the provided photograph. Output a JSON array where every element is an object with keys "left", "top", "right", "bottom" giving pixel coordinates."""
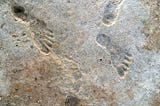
[
  {"left": 103, "top": 1, "right": 117, "bottom": 25},
  {"left": 11, "top": 4, "right": 27, "bottom": 21},
  {"left": 102, "top": 0, "right": 124, "bottom": 26},
  {"left": 65, "top": 96, "right": 80, "bottom": 106},
  {"left": 11, "top": 4, "right": 60, "bottom": 55},
  {"left": 96, "top": 33, "right": 133, "bottom": 79},
  {"left": 96, "top": 34, "right": 111, "bottom": 48}
]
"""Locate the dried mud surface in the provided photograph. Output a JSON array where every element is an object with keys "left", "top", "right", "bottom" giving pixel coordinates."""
[{"left": 0, "top": 0, "right": 159, "bottom": 106}]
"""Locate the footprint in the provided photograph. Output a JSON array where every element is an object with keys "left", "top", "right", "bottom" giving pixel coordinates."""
[
  {"left": 102, "top": 0, "right": 125, "bottom": 26},
  {"left": 11, "top": 4, "right": 29, "bottom": 24},
  {"left": 11, "top": 4, "right": 60, "bottom": 55},
  {"left": 29, "top": 18, "right": 60, "bottom": 55},
  {"left": 65, "top": 96, "right": 80, "bottom": 106},
  {"left": 96, "top": 34, "right": 111, "bottom": 48},
  {"left": 96, "top": 34, "right": 133, "bottom": 79},
  {"left": 116, "top": 53, "right": 133, "bottom": 79}
]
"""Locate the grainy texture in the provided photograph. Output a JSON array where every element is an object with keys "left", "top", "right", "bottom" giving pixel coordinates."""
[{"left": 0, "top": 0, "right": 159, "bottom": 106}]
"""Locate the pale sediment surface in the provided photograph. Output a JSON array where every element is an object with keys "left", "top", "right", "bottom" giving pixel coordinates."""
[{"left": 0, "top": 0, "right": 159, "bottom": 106}]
